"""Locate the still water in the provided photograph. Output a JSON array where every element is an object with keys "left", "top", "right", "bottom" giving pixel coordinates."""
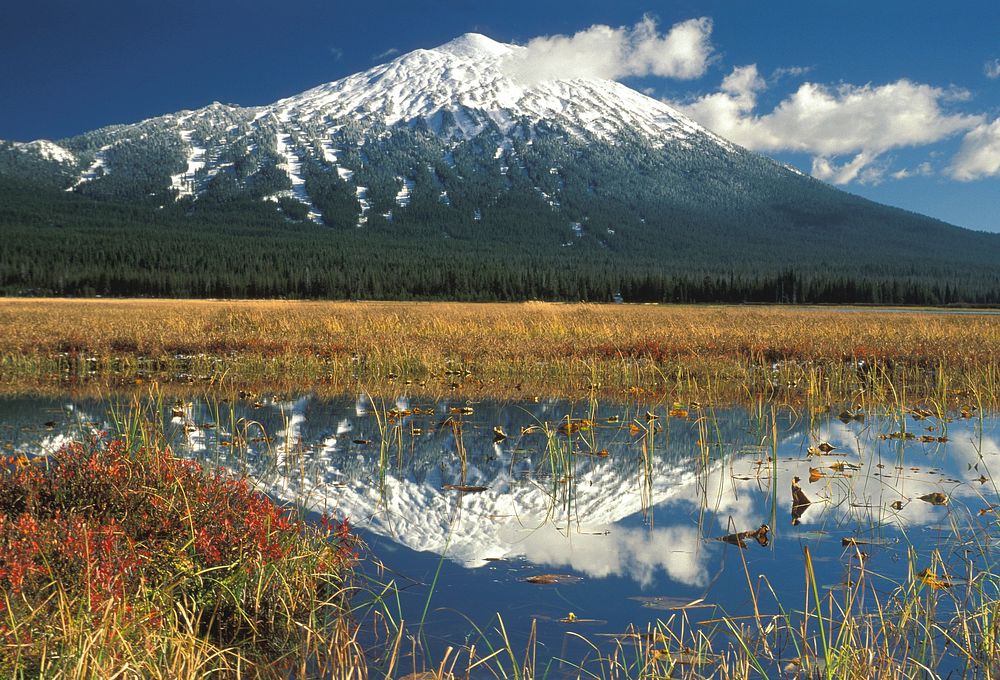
[{"left": 3, "top": 393, "right": 998, "bottom": 673}]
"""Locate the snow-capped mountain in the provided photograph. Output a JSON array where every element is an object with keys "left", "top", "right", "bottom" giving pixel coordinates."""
[
  {"left": 269, "top": 33, "right": 722, "bottom": 148},
  {"left": 3, "top": 33, "right": 999, "bottom": 302},
  {"left": 0, "top": 31, "right": 973, "bottom": 230},
  {"left": 2, "top": 33, "right": 741, "bottom": 226}
]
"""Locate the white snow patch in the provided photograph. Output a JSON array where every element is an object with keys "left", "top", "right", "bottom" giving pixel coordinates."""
[
  {"left": 320, "top": 140, "right": 339, "bottom": 164},
  {"left": 274, "top": 131, "right": 323, "bottom": 223},
  {"left": 356, "top": 186, "right": 370, "bottom": 226},
  {"left": 394, "top": 177, "right": 415, "bottom": 207},
  {"left": 169, "top": 130, "right": 207, "bottom": 199},
  {"left": 67, "top": 145, "right": 111, "bottom": 190},
  {"left": 15, "top": 140, "right": 76, "bottom": 165}
]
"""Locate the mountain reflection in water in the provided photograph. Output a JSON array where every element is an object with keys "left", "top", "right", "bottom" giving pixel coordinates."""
[{"left": 3, "top": 393, "right": 998, "bottom": 668}]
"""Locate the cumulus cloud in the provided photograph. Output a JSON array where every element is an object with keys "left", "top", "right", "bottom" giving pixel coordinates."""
[
  {"left": 949, "top": 119, "right": 1000, "bottom": 180},
  {"left": 519, "top": 524, "right": 711, "bottom": 587},
  {"left": 504, "top": 16, "right": 714, "bottom": 84},
  {"left": 985, "top": 59, "right": 1000, "bottom": 79},
  {"left": 678, "top": 66, "right": 982, "bottom": 185}
]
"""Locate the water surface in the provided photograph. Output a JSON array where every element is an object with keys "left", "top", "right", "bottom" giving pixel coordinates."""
[{"left": 3, "top": 394, "right": 998, "bottom": 673}]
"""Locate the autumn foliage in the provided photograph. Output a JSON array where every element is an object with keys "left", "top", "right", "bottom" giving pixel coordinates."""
[{"left": 0, "top": 438, "right": 355, "bottom": 675}]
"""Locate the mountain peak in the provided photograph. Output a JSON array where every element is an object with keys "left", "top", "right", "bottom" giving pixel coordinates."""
[{"left": 433, "top": 32, "right": 512, "bottom": 59}]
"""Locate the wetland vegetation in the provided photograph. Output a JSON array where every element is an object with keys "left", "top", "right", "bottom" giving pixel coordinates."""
[
  {"left": 1, "top": 299, "right": 999, "bottom": 678},
  {"left": 1, "top": 299, "right": 998, "bottom": 408}
]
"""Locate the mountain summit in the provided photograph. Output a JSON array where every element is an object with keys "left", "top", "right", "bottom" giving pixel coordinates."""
[
  {"left": 1, "top": 34, "right": 998, "bottom": 302},
  {"left": 269, "top": 31, "right": 717, "bottom": 147}
]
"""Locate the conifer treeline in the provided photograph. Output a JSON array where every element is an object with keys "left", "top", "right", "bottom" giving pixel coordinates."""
[{"left": 2, "top": 177, "right": 998, "bottom": 305}]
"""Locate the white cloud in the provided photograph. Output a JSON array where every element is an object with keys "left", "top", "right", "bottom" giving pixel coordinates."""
[
  {"left": 678, "top": 66, "right": 983, "bottom": 185},
  {"left": 771, "top": 65, "right": 812, "bottom": 81},
  {"left": 519, "top": 524, "right": 712, "bottom": 587},
  {"left": 328, "top": 46, "right": 343, "bottom": 60},
  {"left": 949, "top": 119, "right": 1000, "bottom": 180},
  {"left": 504, "top": 16, "right": 714, "bottom": 84},
  {"left": 373, "top": 47, "right": 400, "bottom": 62},
  {"left": 811, "top": 152, "right": 890, "bottom": 185},
  {"left": 985, "top": 59, "right": 1000, "bottom": 79},
  {"left": 891, "top": 162, "right": 933, "bottom": 180}
]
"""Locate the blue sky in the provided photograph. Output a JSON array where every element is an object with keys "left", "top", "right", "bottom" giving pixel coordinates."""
[{"left": 4, "top": 0, "right": 1000, "bottom": 232}]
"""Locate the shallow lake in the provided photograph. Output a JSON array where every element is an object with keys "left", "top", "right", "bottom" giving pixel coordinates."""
[{"left": 3, "top": 393, "right": 998, "bottom": 675}]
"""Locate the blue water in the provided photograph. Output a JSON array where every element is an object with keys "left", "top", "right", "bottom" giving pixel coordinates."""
[{"left": 2, "top": 393, "right": 998, "bottom": 675}]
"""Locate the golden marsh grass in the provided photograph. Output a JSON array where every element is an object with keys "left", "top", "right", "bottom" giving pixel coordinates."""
[{"left": 0, "top": 298, "right": 997, "bottom": 405}]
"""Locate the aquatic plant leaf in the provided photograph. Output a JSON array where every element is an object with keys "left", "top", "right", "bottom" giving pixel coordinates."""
[
  {"left": 574, "top": 448, "right": 609, "bottom": 457},
  {"left": 718, "top": 524, "right": 769, "bottom": 548},
  {"left": 652, "top": 648, "right": 715, "bottom": 665},
  {"left": 797, "top": 530, "right": 829, "bottom": 540},
  {"left": 917, "top": 568, "right": 953, "bottom": 589},
  {"left": 523, "top": 573, "right": 583, "bottom": 585},
  {"left": 442, "top": 484, "right": 488, "bottom": 493},
  {"left": 842, "top": 536, "right": 894, "bottom": 547},
  {"left": 629, "top": 596, "right": 709, "bottom": 610},
  {"left": 918, "top": 492, "right": 948, "bottom": 505},
  {"left": 558, "top": 419, "right": 594, "bottom": 435},
  {"left": 791, "top": 477, "right": 811, "bottom": 523}
]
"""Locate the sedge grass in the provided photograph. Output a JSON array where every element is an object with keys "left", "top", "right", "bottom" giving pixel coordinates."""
[{"left": 0, "top": 299, "right": 997, "bottom": 407}]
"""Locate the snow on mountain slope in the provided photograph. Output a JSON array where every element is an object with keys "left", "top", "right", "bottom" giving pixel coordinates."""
[
  {"left": 271, "top": 33, "right": 721, "bottom": 148},
  {"left": 5, "top": 32, "right": 739, "bottom": 224},
  {"left": 12, "top": 139, "right": 77, "bottom": 164}
]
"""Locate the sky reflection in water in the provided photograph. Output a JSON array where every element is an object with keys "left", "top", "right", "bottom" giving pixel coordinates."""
[{"left": 2, "top": 393, "right": 998, "bottom": 666}]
